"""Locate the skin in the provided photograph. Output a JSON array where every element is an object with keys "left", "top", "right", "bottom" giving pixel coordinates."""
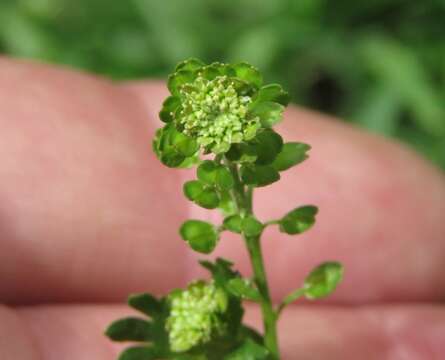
[{"left": 0, "top": 57, "right": 444, "bottom": 359}]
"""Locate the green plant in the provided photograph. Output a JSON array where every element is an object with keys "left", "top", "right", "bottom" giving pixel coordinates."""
[{"left": 105, "top": 59, "right": 344, "bottom": 359}]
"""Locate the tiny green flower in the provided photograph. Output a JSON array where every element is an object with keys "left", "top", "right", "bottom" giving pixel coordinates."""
[
  {"left": 166, "top": 281, "right": 228, "bottom": 352},
  {"left": 175, "top": 75, "right": 260, "bottom": 153}
]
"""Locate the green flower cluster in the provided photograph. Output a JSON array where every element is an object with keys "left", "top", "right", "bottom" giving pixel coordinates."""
[
  {"left": 155, "top": 59, "right": 290, "bottom": 166},
  {"left": 166, "top": 281, "right": 228, "bottom": 352},
  {"left": 178, "top": 75, "right": 260, "bottom": 153}
]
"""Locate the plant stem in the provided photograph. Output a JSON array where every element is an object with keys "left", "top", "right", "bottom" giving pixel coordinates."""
[
  {"left": 245, "top": 235, "right": 280, "bottom": 359},
  {"left": 225, "top": 159, "right": 280, "bottom": 359}
]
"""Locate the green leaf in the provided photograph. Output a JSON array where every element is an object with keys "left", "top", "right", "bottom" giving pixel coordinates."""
[
  {"left": 105, "top": 317, "right": 152, "bottom": 342},
  {"left": 240, "top": 164, "right": 280, "bottom": 187},
  {"left": 225, "top": 339, "right": 269, "bottom": 360},
  {"left": 218, "top": 191, "right": 237, "bottom": 216},
  {"left": 252, "top": 129, "right": 283, "bottom": 165},
  {"left": 170, "top": 131, "right": 199, "bottom": 157},
  {"left": 226, "top": 143, "right": 258, "bottom": 163},
  {"left": 197, "top": 161, "right": 234, "bottom": 189},
  {"left": 194, "top": 188, "right": 220, "bottom": 209},
  {"left": 159, "top": 96, "right": 180, "bottom": 123},
  {"left": 128, "top": 293, "right": 161, "bottom": 318},
  {"left": 175, "top": 58, "right": 204, "bottom": 73},
  {"left": 183, "top": 180, "right": 205, "bottom": 201},
  {"left": 201, "top": 63, "right": 223, "bottom": 80},
  {"left": 242, "top": 216, "right": 264, "bottom": 237},
  {"left": 226, "top": 278, "right": 261, "bottom": 301},
  {"left": 223, "top": 214, "right": 243, "bottom": 233},
  {"left": 160, "top": 148, "right": 186, "bottom": 168},
  {"left": 230, "top": 62, "right": 263, "bottom": 88},
  {"left": 167, "top": 70, "right": 196, "bottom": 96},
  {"left": 279, "top": 205, "right": 318, "bottom": 235},
  {"left": 272, "top": 142, "right": 311, "bottom": 171},
  {"left": 215, "top": 167, "right": 234, "bottom": 190},
  {"left": 154, "top": 124, "right": 198, "bottom": 168},
  {"left": 249, "top": 101, "right": 284, "bottom": 128},
  {"left": 199, "top": 257, "right": 238, "bottom": 289},
  {"left": 118, "top": 346, "right": 158, "bottom": 360},
  {"left": 304, "top": 262, "right": 344, "bottom": 299},
  {"left": 254, "top": 84, "right": 290, "bottom": 106},
  {"left": 197, "top": 160, "right": 218, "bottom": 183},
  {"left": 180, "top": 220, "right": 219, "bottom": 254}
]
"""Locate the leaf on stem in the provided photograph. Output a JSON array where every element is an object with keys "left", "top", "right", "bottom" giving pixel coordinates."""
[
  {"left": 279, "top": 205, "right": 318, "bottom": 235},
  {"left": 226, "top": 278, "right": 261, "bottom": 301},
  {"left": 272, "top": 142, "right": 311, "bottom": 171},
  {"left": 253, "top": 84, "right": 290, "bottom": 106},
  {"left": 180, "top": 220, "right": 219, "bottom": 254},
  {"left": 223, "top": 214, "right": 243, "bottom": 233},
  {"left": 303, "top": 262, "right": 344, "bottom": 299},
  {"left": 240, "top": 164, "right": 280, "bottom": 187},
  {"left": 117, "top": 346, "right": 158, "bottom": 360},
  {"left": 278, "top": 262, "right": 344, "bottom": 313},
  {"left": 225, "top": 338, "right": 269, "bottom": 359},
  {"left": 105, "top": 318, "right": 152, "bottom": 342},
  {"left": 128, "top": 293, "right": 162, "bottom": 317}
]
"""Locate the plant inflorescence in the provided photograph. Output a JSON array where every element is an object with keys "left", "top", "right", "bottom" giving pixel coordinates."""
[{"left": 106, "top": 59, "right": 343, "bottom": 360}]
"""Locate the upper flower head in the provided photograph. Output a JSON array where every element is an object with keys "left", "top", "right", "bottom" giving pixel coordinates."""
[
  {"left": 166, "top": 280, "right": 228, "bottom": 352},
  {"left": 155, "top": 59, "right": 290, "bottom": 167},
  {"left": 177, "top": 75, "right": 260, "bottom": 153}
]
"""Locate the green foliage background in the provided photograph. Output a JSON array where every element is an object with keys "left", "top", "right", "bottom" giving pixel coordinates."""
[{"left": 1, "top": 0, "right": 444, "bottom": 168}]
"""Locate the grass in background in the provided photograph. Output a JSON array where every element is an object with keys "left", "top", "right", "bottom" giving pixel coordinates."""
[{"left": 1, "top": 0, "right": 444, "bottom": 168}]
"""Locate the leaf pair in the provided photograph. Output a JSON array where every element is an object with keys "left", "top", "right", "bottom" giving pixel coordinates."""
[
  {"left": 223, "top": 214, "right": 264, "bottom": 237},
  {"left": 153, "top": 124, "right": 199, "bottom": 168}
]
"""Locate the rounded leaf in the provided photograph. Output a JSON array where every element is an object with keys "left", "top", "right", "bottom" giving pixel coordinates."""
[
  {"left": 195, "top": 187, "right": 220, "bottom": 209},
  {"left": 279, "top": 205, "right": 318, "bottom": 235},
  {"left": 159, "top": 96, "right": 180, "bottom": 123},
  {"left": 272, "top": 142, "right": 311, "bottom": 171},
  {"left": 231, "top": 62, "right": 263, "bottom": 88},
  {"left": 180, "top": 220, "right": 219, "bottom": 254},
  {"left": 252, "top": 129, "right": 283, "bottom": 165},
  {"left": 160, "top": 149, "right": 185, "bottom": 168},
  {"left": 304, "top": 262, "right": 344, "bottom": 299},
  {"left": 170, "top": 131, "right": 199, "bottom": 157},
  {"left": 197, "top": 160, "right": 218, "bottom": 184},
  {"left": 242, "top": 216, "right": 264, "bottom": 237},
  {"left": 227, "top": 278, "right": 261, "bottom": 301},
  {"left": 174, "top": 58, "right": 204, "bottom": 73},
  {"left": 183, "top": 180, "right": 205, "bottom": 201},
  {"left": 254, "top": 84, "right": 290, "bottom": 106},
  {"left": 240, "top": 164, "right": 280, "bottom": 187},
  {"left": 226, "top": 143, "right": 258, "bottom": 163},
  {"left": 223, "top": 214, "right": 243, "bottom": 233},
  {"left": 167, "top": 70, "right": 196, "bottom": 96},
  {"left": 249, "top": 101, "right": 284, "bottom": 128},
  {"left": 197, "top": 161, "right": 234, "bottom": 189},
  {"left": 216, "top": 166, "right": 234, "bottom": 190}
]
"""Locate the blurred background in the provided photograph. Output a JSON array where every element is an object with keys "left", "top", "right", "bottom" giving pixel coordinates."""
[{"left": 0, "top": 0, "right": 444, "bottom": 168}]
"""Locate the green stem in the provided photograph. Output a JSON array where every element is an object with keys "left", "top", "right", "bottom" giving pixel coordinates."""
[
  {"left": 245, "top": 235, "right": 280, "bottom": 359},
  {"left": 225, "top": 159, "right": 280, "bottom": 359}
]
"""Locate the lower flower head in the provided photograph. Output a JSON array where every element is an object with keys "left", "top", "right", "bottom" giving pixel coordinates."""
[{"left": 166, "top": 281, "right": 228, "bottom": 352}]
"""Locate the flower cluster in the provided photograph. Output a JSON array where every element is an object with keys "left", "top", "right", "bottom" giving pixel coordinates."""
[
  {"left": 178, "top": 75, "right": 260, "bottom": 153},
  {"left": 155, "top": 59, "right": 289, "bottom": 166},
  {"left": 166, "top": 281, "right": 228, "bottom": 352}
]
